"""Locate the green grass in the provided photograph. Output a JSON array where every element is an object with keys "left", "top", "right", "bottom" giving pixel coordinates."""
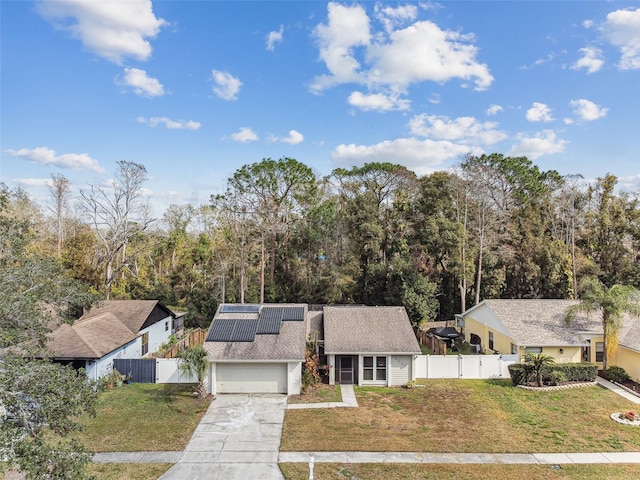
[
  {"left": 281, "top": 379, "right": 640, "bottom": 453},
  {"left": 279, "top": 464, "right": 640, "bottom": 480},
  {"left": 87, "top": 463, "right": 172, "bottom": 480},
  {"left": 71, "top": 383, "right": 211, "bottom": 452}
]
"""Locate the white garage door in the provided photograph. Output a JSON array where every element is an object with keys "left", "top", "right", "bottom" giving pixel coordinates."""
[{"left": 216, "top": 363, "right": 288, "bottom": 394}]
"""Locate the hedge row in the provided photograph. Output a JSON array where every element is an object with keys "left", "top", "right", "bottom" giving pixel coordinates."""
[{"left": 508, "top": 362, "right": 598, "bottom": 386}]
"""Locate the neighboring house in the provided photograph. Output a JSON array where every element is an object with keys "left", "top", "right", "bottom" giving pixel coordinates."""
[
  {"left": 458, "top": 299, "right": 640, "bottom": 382},
  {"left": 203, "top": 304, "right": 420, "bottom": 395},
  {"left": 48, "top": 300, "right": 176, "bottom": 380}
]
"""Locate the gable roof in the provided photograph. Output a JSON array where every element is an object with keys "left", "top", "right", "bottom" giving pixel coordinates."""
[
  {"left": 203, "top": 304, "right": 307, "bottom": 361},
  {"left": 47, "top": 312, "right": 137, "bottom": 359},
  {"left": 619, "top": 316, "right": 640, "bottom": 352},
  {"left": 81, "top": 300, "right": 173, "bottom": 334},
  {"left": 462, "top": 299, "right": 602, "bottom": 347},
  {"left": 323, "top": 306, "right": 420, "bottom": 355}
]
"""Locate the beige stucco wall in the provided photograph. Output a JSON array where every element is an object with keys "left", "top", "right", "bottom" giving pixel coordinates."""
[
  {"left": 464, "top": 316, "right": 513, "bottom": 355},
  {"left": 610, "top": 347, "right": 640, "bottom": 382},
  {"left": 516, "top": 346, "right": 581, "bottom": 364}
]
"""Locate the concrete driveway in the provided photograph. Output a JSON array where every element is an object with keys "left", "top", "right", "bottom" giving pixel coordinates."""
[{"left": 158, "top": 394, "right": 287, "bottom": 480}]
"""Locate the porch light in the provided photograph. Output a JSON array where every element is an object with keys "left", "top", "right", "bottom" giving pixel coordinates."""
[{"left": 559, "top": 348, "right": 564, "bottom": 354}]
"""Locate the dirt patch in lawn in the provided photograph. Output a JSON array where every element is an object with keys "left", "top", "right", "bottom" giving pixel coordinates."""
[
  {"left": 281, "top": 379, "right": 640, "bottom": 453},
  {"left": 287, "top": 384, "right": 342, "bottom": 404}
]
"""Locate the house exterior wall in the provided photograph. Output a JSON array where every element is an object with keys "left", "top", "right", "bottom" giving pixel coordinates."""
[
  {"left": 516, "top": 345, "right": 582, "bottom": 364},
  {"left": 288, "top": 361, "right": 302, "bottom": 395},
  {"left": 140, "top": 315, "right": 172, "bottom": 356},
  {"left": 610, "top": 346, "right": 640, "bottom": 382},
  {"left": 85, "top": 337, "right": 140, "bottom": 381},
  {"left": 390, "top": 355, "right": 412, "bottom": 386},
  {"left": 464, "top": 316, "right": 513, "bottom": 354}
]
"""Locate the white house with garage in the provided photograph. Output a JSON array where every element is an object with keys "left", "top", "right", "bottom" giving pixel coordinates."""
[{"left": 203, "top": 303, "right": 420, "bottom": 395}]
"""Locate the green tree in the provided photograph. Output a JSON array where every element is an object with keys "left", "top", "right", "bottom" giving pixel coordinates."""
[
  {"left": 0, "top": 184, "right": 98, "bottom": 480},
  {"left": 178, "top": 345, "right": 209, "bottom": 399},
  {"left": 565, "top": 277, "right": 640, "bottom": 370}
]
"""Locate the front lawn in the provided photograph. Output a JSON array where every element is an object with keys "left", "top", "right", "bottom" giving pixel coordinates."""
[
  {"left": 279, "top": 464, "right": 640, "bottom": 480},
  {"left": 71, "top": 383, "right": 211, "bottom": 452},
  {"left": 281, "top": 379, "right": 640, "bottom": 453}
]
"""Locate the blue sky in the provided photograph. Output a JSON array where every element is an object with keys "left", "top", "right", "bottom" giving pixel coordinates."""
[{"left": 2, "top": 1, "right": 639, "bottom": 215}]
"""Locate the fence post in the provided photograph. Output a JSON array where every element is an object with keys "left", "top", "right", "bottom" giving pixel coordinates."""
[{"left": 309, "top": 456, "right": 314, "bottom": 480}]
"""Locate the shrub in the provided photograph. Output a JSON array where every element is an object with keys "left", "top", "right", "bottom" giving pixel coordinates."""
[
  {"left": 508, "top": 362, "right": 597, "bottom": 386},
  {"left": 549, "top": 370, "right": 567, "bottom": 385},
  {"left": 605, "top": 366, "right": 630, "bottom": 384}
]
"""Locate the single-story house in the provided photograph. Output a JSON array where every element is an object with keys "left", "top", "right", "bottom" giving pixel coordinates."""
[
  {"left": 48, "top": 300, "right": 178, "bottom": 380},
  {"left": 458, "top": 299, "right": 640, "bottom": 382},
  {"left": 203, "top": 304, "right": 420, "bottom": 395}
]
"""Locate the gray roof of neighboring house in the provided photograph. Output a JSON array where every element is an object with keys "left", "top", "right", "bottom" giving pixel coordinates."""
[
  {"left": 47, "top": 312, "right": 137, "bottom": 359},
  {"left": 323, "top": 306, "right": 420, "bottom": 355},
  {"left": 203, "top": 304, "right": 307, "bottom": 361},
  {"left": 81, "top": 300, "right": 173, "bottom": 334},
  {"left": 619, "top": 316, "right": 640, "bottom": 351},
  {"left": 466, "top": 299, "right": 602, "bottom": 347}
]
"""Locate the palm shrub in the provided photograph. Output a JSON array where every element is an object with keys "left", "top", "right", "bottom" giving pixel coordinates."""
[
  {"left": 525, "top": 353, "right": 556, "bottom": 387},
  {"left": 177, "top": 345, "right": 209, "bottom": 399}
]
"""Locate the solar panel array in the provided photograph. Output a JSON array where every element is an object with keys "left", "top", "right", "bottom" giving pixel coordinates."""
[
  {"left": 220, "top": 304, "right": 260, "bottom": 314},
  {"left": 207, "top": 305, "right": 305, "bottom": 342}
]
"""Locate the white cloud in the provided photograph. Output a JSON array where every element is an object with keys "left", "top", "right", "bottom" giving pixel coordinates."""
[
  {"left": 231, "top": 127, "right": 258, "bottom": 142},
  {"left": 572, "top": 47, "right": 604, "bottom": 74},
  {"left": 348, "top": 91, "right": 411, "bottom": 111},
  {"left": 4, "top": 147, "right": 105, "bottom": 173},
  {"left": 137, "top": 116, "right": 201, "bottom": 130},
  {"left": 117, "top": 68, "right": 164, "bottom": 97},
  {"left": 569, "top": 99, "right": 608, "bottom": 121},
  {"left": 12, "top": 178, "right": 53, "bottom": 188},
  {"left": 409, "top": 114, "right": 507, "bottom": 145},
  {"left": 486, "top": 104, "right": 503, "bottom": 116},
  {"left": 266, "top": 25, "right": 284, "bottom": 51},
  {"left": 332, "top": 137, "right": 479, "bottom": 175},
  {"left": 600, "top": 7, "right": 640, "bottom": 70},
  {"left": 272, "top": 130, "right": 304, "bottom": 145},
  {"left": 35, "top": 0, "right": 166, "bottom": 64},
  {"left": 310, "top": 2, "right": 493, "bottom": 98},
  {"left": 526, "top": 102, "right": 554, "bottom": 122},
  {"left": 375, "top": 4, "right": 418, "bottom": 33},
  {"left": 508, "top": 130, "right": 567, "bottom": 159},
  {"left": 211, "top": 70, "right": 242, "bottom": 100}
]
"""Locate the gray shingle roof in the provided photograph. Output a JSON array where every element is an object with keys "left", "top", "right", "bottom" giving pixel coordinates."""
[
  {"left": 81, "top": 300, "right": 170, "bottom": 334},
  {"left": 619, "top": 316, "right": 640, "bottom": 351},
  {"left": 473, "top": 299, "right": 601, "bottom": 346},
  {"left": 323, "top": 306, "right": 420, "bottom": 354},
  {"left": 203, "top": 304, "right": 307, "bottom": 361},
  {"left": 47, "top": 312, "right": 137, "bottom": 359}
]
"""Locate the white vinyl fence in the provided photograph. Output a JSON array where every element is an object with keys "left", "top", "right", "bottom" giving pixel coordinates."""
[
  {"left": 415, "top": 354, "right": 518, "bottom": 380},
  {"left": 154, "top": 358, "right": 198, "bottom": 384}
]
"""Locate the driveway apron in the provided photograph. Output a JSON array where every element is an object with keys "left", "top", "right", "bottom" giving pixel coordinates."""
[{"left": 158, "top": 394, "right": 286, "bottom": 480}]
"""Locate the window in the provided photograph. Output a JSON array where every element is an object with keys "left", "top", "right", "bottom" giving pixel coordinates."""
[
  {"left": 511, "top": 344, "right": 517, "bottom": 355},
  {"left": 165, "top": 321, "right": 169, "bottom": 332},
  {"left": 142, "top": 332, "right": 149, "bottom": 356},
  {"left": 525, "top": 347, "right": 542, "bottom": 354},
  {"left": 363, "top": 356, "right": 386, "bottom": 382},
  {"left": 596, "top": 342, "right": 604, "bottom": 362},
  {"left": 488, "top": 332, "right": 494, "bottom": 350}
]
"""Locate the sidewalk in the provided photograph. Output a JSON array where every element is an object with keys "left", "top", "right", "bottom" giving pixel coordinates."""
[
  {"left": 597, "top": 376, "right": 640, "bottom": 404},
  {"left": 286, "top": 385, "right": 358, "bottom": 409}
]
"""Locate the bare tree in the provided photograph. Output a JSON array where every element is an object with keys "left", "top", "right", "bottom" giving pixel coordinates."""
[
  {"left": 79, "top": 160, "right": 154, "bottom": 299},
  {"left": 47, "top": 174, "right": 72, "bottom": 257}
]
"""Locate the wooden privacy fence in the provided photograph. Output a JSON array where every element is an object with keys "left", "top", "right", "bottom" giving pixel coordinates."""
[
  {"left": 164, "top": 328, "right": 206, "bottom": 358},
  {"left": 113, "top": 358, "right": 156, "bottom": 383},
  {"left": 415, "top": 330, "right": 448, "bottom": 355}
]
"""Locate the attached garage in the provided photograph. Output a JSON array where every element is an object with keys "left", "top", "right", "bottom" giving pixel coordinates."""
[{"left": 215, "top": 362, "right": 288, "bottom": 394}]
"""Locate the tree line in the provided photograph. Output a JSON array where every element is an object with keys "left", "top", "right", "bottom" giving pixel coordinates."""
[{"left": 3, "top": 154, "right": 639, "bottom": 327}]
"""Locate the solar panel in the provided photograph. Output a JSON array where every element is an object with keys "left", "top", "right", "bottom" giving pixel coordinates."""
[
  {"left": 206, "top": 319, "right": 236, "bottom": 342},
  {"left": 282, "top": 306, "right": 305, "bottom": 321},
  {"left": 260, "top": 306, "right": 283, "bottom": 321},
  {"left": 256, "top": 316, "right": 281, "bottom": 335},
  {"left": 230, "top": 319, "right": 258, "bottom": 342},
  {"left": 220, "top": 304, "right": 260, "bottom": 314}
]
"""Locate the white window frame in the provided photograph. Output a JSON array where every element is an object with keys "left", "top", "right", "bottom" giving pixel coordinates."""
[{"left": 362, "top": 356, "right": 387, "bottom": 383}]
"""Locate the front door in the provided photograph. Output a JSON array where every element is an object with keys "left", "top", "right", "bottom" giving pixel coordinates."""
[{"left": 338, "top": 356, "right": 356, "bottom": 384}]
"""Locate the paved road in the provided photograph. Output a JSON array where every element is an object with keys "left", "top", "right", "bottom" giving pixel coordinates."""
[{"left": 156, "top": 394, "right": 286, "bottom": 480}]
